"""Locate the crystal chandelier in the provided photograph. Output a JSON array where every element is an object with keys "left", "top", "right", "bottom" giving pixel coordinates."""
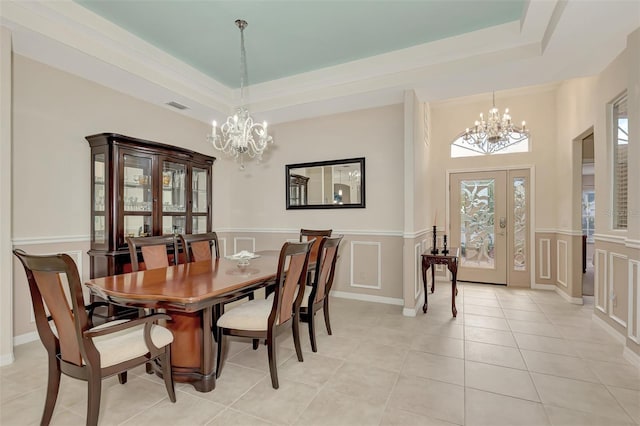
[
  {"left": 458, "top": 92, "right": 529, "bottom": 154},
  {"left": 208, "top": 19, "right": 273, "bottom": 170}
]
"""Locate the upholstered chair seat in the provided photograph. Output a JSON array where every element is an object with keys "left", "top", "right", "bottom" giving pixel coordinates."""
[{"left": 89, "top": 320, "right": 174, "bottom": 368}]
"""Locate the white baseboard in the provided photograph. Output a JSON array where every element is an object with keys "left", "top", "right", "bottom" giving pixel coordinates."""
[
  {"left": 14, "top": 331, "right": 39, "bottom": 346},
  {"left": 331, "top": 291, "right": 403, "bottom": 306},
  {"left": 532, "top": 283, "right": 555, "bottom": 290},
  {"left": 623, "top": 347, "right": 640, "bottom": 367},
  {"left": 592, "top": 314, "right": 640, "bottom": 367},
  {"left": 555, "top": 287, "right": 584, "bottom": 305},
  {"left": 592, "top": 314, "right": 626, "bottom": 344},
  {"left": 402, "top": 292, "right": 425, "bottom": 317},
  {"left": 0, "top": 352, "right": 15, "bottom": 366}
]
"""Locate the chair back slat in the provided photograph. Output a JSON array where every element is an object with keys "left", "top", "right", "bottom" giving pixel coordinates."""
[
  {"left": 127, "top": 235, "right": 179, "bottom": 271},
  {"left": 270, "top": 241, "right": 312, "bottom": 326},
  {"left": 190, "top": 240, "right": 213, "bottom": 262},
  {"left": 315, "top": 243, "right": 340, "bottom": 303},
  {"left": 14, "top": 251, "right": 91, "bottom": 366},
  {"left": 32, "top": 271, "right": 83, "bottom": 365},
  {"left": 279, "top": 252, "right": 307, "bottom": 324},
  {"left": 140, "top": 245, "right": 170, "bottom": 269},
  {"left": 300, "top": 229, "right": 332, "bottom": 263},
  {"left": 179, "top": 232, "right": 220, "bottom": 263}
]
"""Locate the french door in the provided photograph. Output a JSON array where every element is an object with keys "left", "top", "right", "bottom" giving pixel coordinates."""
[{"left": 450, "top": 169, "right": 530, "bottom": 286}]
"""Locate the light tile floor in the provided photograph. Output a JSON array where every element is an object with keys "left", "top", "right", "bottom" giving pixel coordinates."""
[{"left": 2, "top": 283, "right": 639, "bottom": 425}]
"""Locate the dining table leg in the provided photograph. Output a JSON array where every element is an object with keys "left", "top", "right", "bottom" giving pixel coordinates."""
[{"left": 162, "top": 308, "right": 216, "bottom": 392}]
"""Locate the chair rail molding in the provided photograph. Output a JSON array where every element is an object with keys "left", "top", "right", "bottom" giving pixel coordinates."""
[
  {"left": 593, "top": 233, "right": 628, "bottom": 245},
  {"left": 220, "top": 227, "right": 403, "bottom": 237},
  {"left": 12, "top": 235, "right": 91, "bottom": 245}
]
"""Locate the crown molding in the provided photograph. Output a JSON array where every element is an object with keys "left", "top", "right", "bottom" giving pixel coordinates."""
[
  {"left": 2, "top": 0, "right": 637, "bottom": 125},
  {"left": 0, "top": 0, "right": 554, "bottom": 125}
]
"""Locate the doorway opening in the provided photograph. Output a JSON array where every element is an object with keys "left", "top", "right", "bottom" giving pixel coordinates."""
[{"left": 581, "top": 132, "right": 595, "bottom": 297}]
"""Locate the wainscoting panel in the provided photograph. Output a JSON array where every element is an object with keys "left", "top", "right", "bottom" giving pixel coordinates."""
[
  {"left": 218, "top": 237, "right": 228, "bottom": 258},
  {"left": 233, "top": 237, "right": 255, "bottom": 254},
  {"left": 629, "top": 260, "right": 640, "bottom": 344},
  {"left": 350, "top": 241, "right": 381, "bottom": 289},
  {"left": 557, "top": 240, "right": 568, "bottom": 287},
  {"left": 609, "top": 252, "right": 628, "bottom": 327},
  {"left": 539, "top": 238, "right": 551, "bottom": 279},
  {"left": 595, "top": 249, "right": 608, "bottom": 313}
]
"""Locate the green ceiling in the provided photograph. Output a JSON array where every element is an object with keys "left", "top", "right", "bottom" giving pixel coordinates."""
[{"left": 75, "top": 1, "right": 525, "bottom": 88}]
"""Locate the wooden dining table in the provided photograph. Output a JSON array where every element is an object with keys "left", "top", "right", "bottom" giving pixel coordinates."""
[{"left": 85, "top": 253, "right": 281, "bottom": 392}]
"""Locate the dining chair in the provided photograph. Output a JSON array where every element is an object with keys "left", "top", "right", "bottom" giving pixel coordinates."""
[
  {"left": 179, "top": 232, "right": 255, "bottom": 342},
  {"left": 299, "top": 229, "right": 332, "bottom": 264},
  {"left": 13, "top": 249, "right": 176, "bottom": 426},
  {"left": 299, "top": 235, "right": 343, "bottom": 352},
  {"left": 179, "top": 232, "right": 220, "bottom": 262},
  {"left": 126, "top": 234, "right": 180, "bottom": 272},
  {"left": 215, "top": 240, "right": 313, "bottom": 389}
]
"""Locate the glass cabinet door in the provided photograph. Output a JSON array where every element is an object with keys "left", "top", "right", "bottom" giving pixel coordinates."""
[
  {"left": 192, "top": 167, "right": 208, "bottom": 234},
  {"left": 162, "top": 161, "right": 187, "bottom": 235},
  {"left": 192, "top": 167, "right": 208, "bottom": 213},
  {"left": 123, "top": 154, "right": 153, "bottom": 238},
  {"left": 93, "top": 153, "right": 106, "bottom": 244}
]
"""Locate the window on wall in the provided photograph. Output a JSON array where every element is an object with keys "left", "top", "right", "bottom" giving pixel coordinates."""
[{"left": 611, "top": 93, "right": 628, "bottom": 229}]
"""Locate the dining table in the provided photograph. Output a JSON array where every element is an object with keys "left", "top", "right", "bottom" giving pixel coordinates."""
[{"left": 85, "top": 252, "right": 281, "bottom": 392}]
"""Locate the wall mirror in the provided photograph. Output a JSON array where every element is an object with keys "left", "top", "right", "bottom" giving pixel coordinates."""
[{"left": 286, "top": 157, "right": 365, "bottom": 209}]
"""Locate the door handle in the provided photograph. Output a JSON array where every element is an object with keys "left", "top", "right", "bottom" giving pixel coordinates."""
[{"left": 498, "top": 217, "right": 506, "bottom": 236}]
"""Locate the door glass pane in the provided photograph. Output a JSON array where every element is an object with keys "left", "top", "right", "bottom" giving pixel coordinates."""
[
  {"left": 163, "top": 216, "right": 185, "bottom": 235},
  {"left": 192, "top": 216, "right": 207, "bottom": 234},
  {"left": 124, "top": 216, "right": 152, "bottom": 238},
  {"left": 192, "top": 167, "right": 208, "bottom": 213},
  {"left": 124, "top": 154, "right": 152, "bottom": 212},
  {"left": 513, "top": 177, "right": 526, "bottom": 271},
  {"left": 163, "top": 162, "right": 186, "bottom": 213},
  {"left": 459, "top": 179, "right": 495, "bottom": 269}
]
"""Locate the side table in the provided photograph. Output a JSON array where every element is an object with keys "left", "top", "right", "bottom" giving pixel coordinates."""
[{"left": 421, "top": 248, "right": 460, "bottom": 317}]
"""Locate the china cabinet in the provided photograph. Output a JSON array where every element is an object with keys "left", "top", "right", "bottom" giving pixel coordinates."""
[
  {"left": 288, "top": 174, "right": 309, "bottom": 206},
  {"left": 87, "top": 133, "right": 215, "bottom": 279}
]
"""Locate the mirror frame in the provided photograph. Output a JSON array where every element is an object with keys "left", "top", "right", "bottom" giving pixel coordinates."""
[{"left": 285, "top": 157, "right": 366, "bottom": 210}]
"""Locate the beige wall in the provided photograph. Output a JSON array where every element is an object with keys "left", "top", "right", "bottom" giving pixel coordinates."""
[
  {"left": 430, "top": 88, "right": 558, "bottom": 230},
  {"left": 12, "top": 55, "right": 223, "bottom": 240},
  {"left": 220, "top": 102, "right": 406, "bottom": 305},
  {"left": 9, "top": 56, "right": 408, "bottom": 342},
  {"left": 9, "top": 55, "right": 225, "bottom": 341},
  {"left": 1, "top": 27, "right": 14, "bottom": 363},
  {"left": 556, "top": 29, "right": 640, "bottom": 356},
  {"left": 225, "top": 103, "right": 404, "bottom": 232}
]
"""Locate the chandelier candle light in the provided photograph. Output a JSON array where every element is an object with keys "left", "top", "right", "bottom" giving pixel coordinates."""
[
  {"left": 209, "top": 19, "right": 273, "bottom": 170},
  {"left": 459, "top": 92, "right": 528, "bottom": 154}
]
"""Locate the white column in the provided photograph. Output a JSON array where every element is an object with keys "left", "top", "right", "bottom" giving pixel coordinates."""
[{"left": 0, "top": 26, "right": 14, "bottom": 365}]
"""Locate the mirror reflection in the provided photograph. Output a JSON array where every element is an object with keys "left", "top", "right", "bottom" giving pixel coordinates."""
[{"left": 286, "top": 158, "right": 365, "bottom": 209}]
